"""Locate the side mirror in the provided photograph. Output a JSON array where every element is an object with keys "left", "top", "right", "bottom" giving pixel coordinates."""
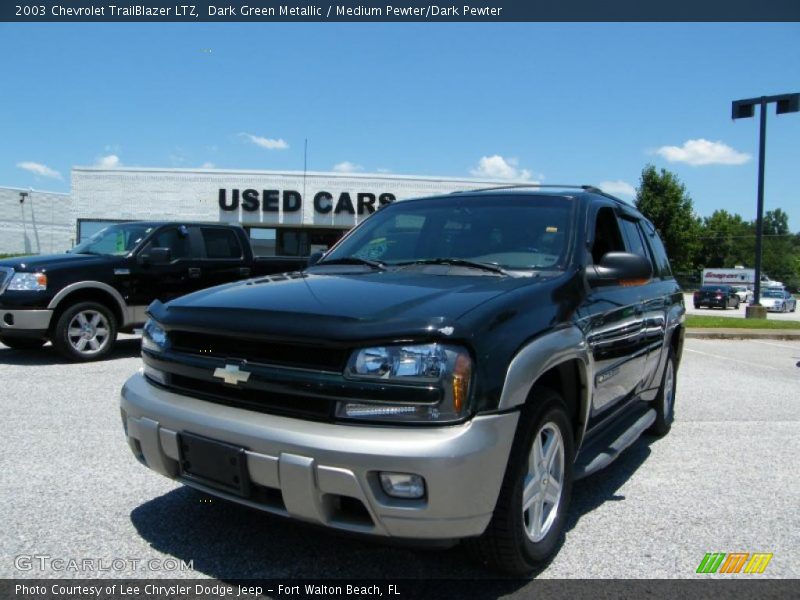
[
  {"left": 586, "top": 252, "right": 652, "bottom": 287},
  {"left": 139, "top": 247, "right": 172, "bottom": 266},
  {"left": 307, "top": 251, "right": 324, "bottom": 267}
]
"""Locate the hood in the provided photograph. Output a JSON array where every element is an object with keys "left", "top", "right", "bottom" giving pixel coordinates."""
[
  {"left": 153, "top": 269, "right": 548, "bottom": 343},
  {"left": 0, "top": 253, "right": 113, "bottom": 272}
]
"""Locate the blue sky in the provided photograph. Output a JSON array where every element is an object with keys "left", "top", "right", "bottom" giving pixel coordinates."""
[{"left": 1, "top": 22, "right": 799, "bottom": 230}]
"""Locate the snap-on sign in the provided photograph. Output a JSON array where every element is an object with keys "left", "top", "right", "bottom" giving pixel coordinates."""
[{"left": 218, "top": 189, "right": 395, "bottom": 215}]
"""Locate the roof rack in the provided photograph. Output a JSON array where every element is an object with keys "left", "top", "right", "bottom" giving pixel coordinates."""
[{"left": 449, "top": 184, "right": 630, "bottom": 206}]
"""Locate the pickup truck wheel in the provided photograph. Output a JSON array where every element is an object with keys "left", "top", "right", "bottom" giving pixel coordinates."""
[
  {"left": 466, "top": 388, "right": 574, "bottom": 574},
  {"left": 52, "top": 302, "right": 117, "bottom": 361},
  {"left": 648, "top": 349, "right": 676, "bottom": 436},
  {"left": 0, "top": 336, "right": 46, "bottom": 350}
]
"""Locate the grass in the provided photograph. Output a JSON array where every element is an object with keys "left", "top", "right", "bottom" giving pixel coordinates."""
[{"left": 685, "top": 314, "right": 800, "bottom": 329}]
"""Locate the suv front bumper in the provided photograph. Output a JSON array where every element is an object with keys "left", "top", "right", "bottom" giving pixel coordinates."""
[{"left": 120, "top": 372, "right": 519, "bottom": 540}]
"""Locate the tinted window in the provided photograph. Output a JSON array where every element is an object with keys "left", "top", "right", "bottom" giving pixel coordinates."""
[
  {"left": 326, "top": 195, "right": 574, "bottom": 270},
  {"left": 202, "top": 228, "right": 242, "bottom": 259},
  {"left": 591, "top": 207, "right": 625, "bottom": 264},
  {"left": 150, "top": 227, "right": 191, "bottom": 259},
  {"left": 641, "top": 220, "right": 673, "bottom": 278},
  {"left": 700, "top": 285, "right": 731, "bottom": 292},
  {"left": 619, "top": 217, "right": 648, "bottom": 259}
]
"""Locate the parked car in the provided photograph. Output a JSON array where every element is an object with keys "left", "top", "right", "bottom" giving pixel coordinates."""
[
  {"left": 760, "top": 288, "right": 797, "bottom": 313},
  {"left": 730, "top": 285, "right": 753, "bottom": 305},
  {"left": 121, "top": 185, "right": 685, "bottom": 574},
  {"left": 0, "top": 222, "right": 306, "bottom": 360},
  {"left": 693, "top": 285, "right": 740, "bottom": 310}
]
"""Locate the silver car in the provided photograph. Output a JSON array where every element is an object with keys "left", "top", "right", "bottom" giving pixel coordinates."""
[
  {"left": 760, "top": 289, "right": 797, "bottom": 313},
  {"left": 731, "top": 285, "right": 753, "bottom": 304}
]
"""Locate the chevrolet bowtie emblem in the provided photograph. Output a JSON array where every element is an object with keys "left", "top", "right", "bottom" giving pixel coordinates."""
[{"left": 213, "top": 363, "right": 251, "bottom": 386}]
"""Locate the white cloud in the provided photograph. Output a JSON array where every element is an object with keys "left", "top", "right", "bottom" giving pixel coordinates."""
[
  {"left": 470, "top": 155, "right": 534, "bottom": 181},
  {"left": 332, "top": 161, "right": 364, "bottom": 173},
  {"left": 376, "top": 168, "right": 392, "bottom": 174},
  {"left": 96, "top": 154, "right": 121, "bottom": 168},
  {"left": 598, "top": 180, "right": 636, "bottom": 198},
  {"left": 16, "top": 161, "right": 62, "bottom": 179},
  {"left": 240, "top": 132, "right": 289, "bottom": 150},
  {"left": 201, "top": 162, "right": 216, "bottom": 169},
  {"left": 655, "top": 139, "right": 750, "bottom": 166}
]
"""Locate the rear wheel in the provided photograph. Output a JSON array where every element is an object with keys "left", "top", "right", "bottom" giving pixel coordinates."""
[
  {"left": 466, "top": 388, "right": 574, "bottom": 574},
  {"left": 733, "top": 298, "right": 740, "bottom": 309},
  {"left": 52, "top": 302, "right": 117, "bottom": 361},
  {"left": 0, "top": 336, "right": 46, "bottom": 350}
]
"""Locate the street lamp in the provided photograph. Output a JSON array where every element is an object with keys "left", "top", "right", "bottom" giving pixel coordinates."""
[{"left": 732, "top": 92, "right": 799, "bottom": 318}]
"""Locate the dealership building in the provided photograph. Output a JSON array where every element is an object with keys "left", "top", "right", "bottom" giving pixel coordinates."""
[{"left": 0, "top": 167, "right": 509, "bottom": 256}]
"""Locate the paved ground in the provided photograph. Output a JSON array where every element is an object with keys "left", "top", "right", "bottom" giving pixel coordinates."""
[
  {"left": 684, "top": 293, "right": 800, "bottom": 321},
  {"left": 1, "top": 338, "right": 798, "bottom": 584}
]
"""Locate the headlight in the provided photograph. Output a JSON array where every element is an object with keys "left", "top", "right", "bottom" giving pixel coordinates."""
[
  {"left": 337, "top": 344, "right": 472, "bottom": 423},
  {"left": 8, "top": 272, "right": 47, "bottom": 291},
  {"left": 141, "top": 319, "right": 169, "bottom": 353}
]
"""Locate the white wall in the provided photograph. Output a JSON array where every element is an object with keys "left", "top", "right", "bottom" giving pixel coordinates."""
[
  {"left": 0, "top": 186, "right": 74, "bottom": 254},
  {"left": 72, "top": 167, "right": 511, "bottom": 228}
]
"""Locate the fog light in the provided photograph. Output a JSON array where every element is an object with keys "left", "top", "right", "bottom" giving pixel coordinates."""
[{"left": 379, "top": 472, "right": 426, "bottom": 499}]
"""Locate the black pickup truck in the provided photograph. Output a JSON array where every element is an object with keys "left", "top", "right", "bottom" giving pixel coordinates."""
[{"left": 0, "top": 222, "right": 305, "bottom": 360}]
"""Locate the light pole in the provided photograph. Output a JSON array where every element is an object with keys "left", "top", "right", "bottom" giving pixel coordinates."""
[{"left": 732, "top": 93, "right": 799, "bottom": 318}]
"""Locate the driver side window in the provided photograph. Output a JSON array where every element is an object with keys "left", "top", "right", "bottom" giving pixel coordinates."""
[
  {"left": 148, "top": 227, "right": 192, "bottom": 260},
  {"left": 590, "top": 207, "right": 625, "bottom": 264}
]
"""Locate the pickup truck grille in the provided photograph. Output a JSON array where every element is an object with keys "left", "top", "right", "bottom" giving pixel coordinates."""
[{"left": 169, "top": 330, "right": 350, "bottom": 372}]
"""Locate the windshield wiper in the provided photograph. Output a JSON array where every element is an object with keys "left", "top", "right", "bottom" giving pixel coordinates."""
[
  {"left": 394, "top": 258, "right": 509, "bottom": 275},
  {"left": 317, "top": 256, "right": 386, "bottom": 270}
]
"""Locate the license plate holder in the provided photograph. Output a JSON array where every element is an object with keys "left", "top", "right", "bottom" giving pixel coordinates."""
[{"left": 178, "top": 432, "right": 250, "bottom": 497}]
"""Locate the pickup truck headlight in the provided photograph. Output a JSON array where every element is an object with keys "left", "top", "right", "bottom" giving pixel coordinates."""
[
  {"left": 141, "top": 319, "right": 169, "bottom": 353},
  {"left": 338, "top": 344, "right": 472, "bottom": 423},
  {"left": 7, "top": 272, "right": 47, "bottom": 291}
]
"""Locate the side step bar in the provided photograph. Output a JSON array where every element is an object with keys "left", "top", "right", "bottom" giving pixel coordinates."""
[{"left": 574, "top": 405, "right": 656, "bottom": 480}]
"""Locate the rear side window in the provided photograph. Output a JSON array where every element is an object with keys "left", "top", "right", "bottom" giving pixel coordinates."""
[
  {"left": 619, "top": 217, "right": 648, "bottom": 260},
  {"left": 201, "top": 228, "right": 243, "bottom": 259},
  {"left": 641, "top": 221, "right": 673, "bottom": 278}
]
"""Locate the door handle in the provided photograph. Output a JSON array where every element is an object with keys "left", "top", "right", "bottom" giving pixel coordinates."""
[{"left": 188, "top": 268, "right": 202, "bottom": 278}]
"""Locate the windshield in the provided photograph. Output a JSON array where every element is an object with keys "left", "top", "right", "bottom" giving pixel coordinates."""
[
  {"left": 72, "top": 223, "right": 154, "bottom": 256},
  {"left": 762, "top": 290, "right": 784, "bottom": 298},
  {"left": 322, "top": 194, "right": 574, "bottom": 271}
]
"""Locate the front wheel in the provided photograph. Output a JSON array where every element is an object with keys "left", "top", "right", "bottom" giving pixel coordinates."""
[
  {"left": 466, "top": 388, "right": 574, "bottom": 574},
  {"left": 648, "top": 349, "right": 676, "bottom": 436},
  {"left": 52, "top": 302, "right": 118, "bottom": 361}
]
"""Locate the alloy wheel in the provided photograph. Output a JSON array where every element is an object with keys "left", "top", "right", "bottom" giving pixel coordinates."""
[
  {"left": 522, "top": 422, "right": 565, "bottom": 543},
  {"left": 66, "top": 310, "right": 111, "bottom": 355}
]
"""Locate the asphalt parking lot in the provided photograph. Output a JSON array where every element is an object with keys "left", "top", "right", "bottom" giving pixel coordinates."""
[{"left": 1, "top": 337, "right": 798, "bottom": 584}]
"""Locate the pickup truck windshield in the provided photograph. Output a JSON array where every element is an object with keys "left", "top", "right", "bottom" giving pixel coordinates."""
[
  {"left": 72, "top": 223, "right": 154, "bottom": 256},
  {"left": 323, "top": 194, "right": 574, "bottom": 271}
]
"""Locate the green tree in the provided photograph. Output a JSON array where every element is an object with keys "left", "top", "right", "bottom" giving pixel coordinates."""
[
  {"left": 760, "top": 208, "right": 796, "bottom": 287},
  {"left": 634, "top": 165, "right": 700, "bottom": 272},
  {"left": 697, "top": 210, "right": 754, "bottom": 269}
]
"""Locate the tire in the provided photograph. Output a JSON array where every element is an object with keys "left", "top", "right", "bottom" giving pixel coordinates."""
[
  {"left": 0, "top": 336, "right": 46, "bottom": 350},
  {"left": 52, "top": 301, "right": 117, "bottom": 361},
  {"left": 693, "top": 304, "right": 700, "bottom": 310},
  {"left": 648, "top": 349, "right": 676, "bottom": 437},
  {"left": 466, "top": 388, "right": 574, "bottom": 575},
  {"left": 734, "top": 298, "right": 740, "bottom": 310}
]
